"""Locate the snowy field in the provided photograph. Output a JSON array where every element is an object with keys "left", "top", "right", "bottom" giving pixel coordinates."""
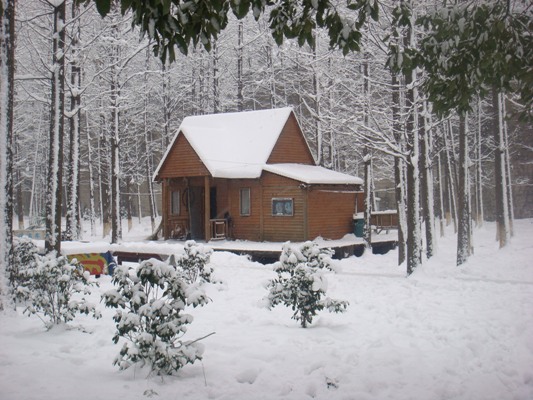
[{"left": 1, "top": 219, "right": 533, "bottom": 400}]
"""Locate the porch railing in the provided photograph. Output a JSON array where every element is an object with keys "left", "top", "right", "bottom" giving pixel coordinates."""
[{"left": 210, "top": 219, "right": 228, "bottom": 240}]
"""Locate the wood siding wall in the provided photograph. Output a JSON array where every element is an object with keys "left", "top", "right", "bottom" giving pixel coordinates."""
[
  {"left": 260, "top": 172, "right": 305, "bottom": 242},
  {"left": 267, "top": 114, "right": 315, "bottom": 165},
  {"left": 307, "top": 186, "right": 357, "bottom": 240},
  {"left": 226, "top": 179, "right": 263, "bottom": 241},
  {"left": 157, "top": 133, "right": 209, "bottom": 178}
]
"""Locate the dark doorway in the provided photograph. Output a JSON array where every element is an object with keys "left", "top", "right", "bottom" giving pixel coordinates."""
[
  {"left": 210, "top": 187, "right": 217, "bottom": 219},
  {"left": 189, "top": 186, "right": 204, "bottom": 240}
]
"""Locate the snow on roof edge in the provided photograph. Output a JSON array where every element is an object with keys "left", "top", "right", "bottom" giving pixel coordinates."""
[{"left": 263, "top": 163, "right": 363, "bottom": 185}]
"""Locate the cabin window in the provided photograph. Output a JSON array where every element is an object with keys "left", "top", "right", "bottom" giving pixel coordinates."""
[
  {"left": 171, "top": 190, "right": 180, "bottom": 215},
  {"left": 240, "top": 188, "right": 251, "bottom": 216},
  {"left": 272, "top": 198, "right": 293, "bottom": 216}
]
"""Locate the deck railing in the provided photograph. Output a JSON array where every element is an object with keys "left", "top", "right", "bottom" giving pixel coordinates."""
[{"left": 210, "top": 219, "right": 228, "bottom": 240}]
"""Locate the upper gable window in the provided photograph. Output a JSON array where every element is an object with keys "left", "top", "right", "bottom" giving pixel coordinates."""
[{"left": 240, "top": 188, "right": 251, "bottom": 216}]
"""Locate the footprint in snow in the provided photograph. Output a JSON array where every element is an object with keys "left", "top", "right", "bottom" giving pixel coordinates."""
[{"left": 235, "top": 368, "right": 260, "bottom": 384}]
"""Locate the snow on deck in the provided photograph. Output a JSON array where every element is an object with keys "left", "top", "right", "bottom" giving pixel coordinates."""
[{"left": 33, "top": 231, "right": 398, "bottom": 258}]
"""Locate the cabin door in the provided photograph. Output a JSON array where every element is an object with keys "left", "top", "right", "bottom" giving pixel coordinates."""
[{"left": 189, "top": 186, "right": 204, "bottom": 240}]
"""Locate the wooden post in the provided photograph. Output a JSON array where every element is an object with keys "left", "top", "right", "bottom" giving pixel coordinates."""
[{"left": 204, "top": 176, "right": 210, "bottom": 242}]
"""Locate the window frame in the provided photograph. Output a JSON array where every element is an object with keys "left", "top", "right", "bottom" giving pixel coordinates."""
[
  {"left": 240, "top": 187, "right": 251, "bottom": 216},
  {"left": 170, "top": 190, "right": 180, "bottom": 215},
  {"left": 272, "top": 197, "right": 294, "bottom": 217}
]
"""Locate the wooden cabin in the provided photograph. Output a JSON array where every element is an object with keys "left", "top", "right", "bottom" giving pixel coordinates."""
[{"left": 153, "top": 108, "right": 364, "bottom": 242}]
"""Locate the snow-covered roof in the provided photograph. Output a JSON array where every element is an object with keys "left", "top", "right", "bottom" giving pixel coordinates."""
[
  {"left": 154, "top": 107, "right": 294, "bottom": 179},
  {"left": 263, "top": 163, "right": 363, "bottom": 185},
  {"left": 153, "top": 107, "right": 362, "bottom": 185}
]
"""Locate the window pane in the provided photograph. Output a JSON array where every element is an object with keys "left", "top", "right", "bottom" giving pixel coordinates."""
[
  {"left": 240, "top": 188, "right": 250, "bottom": 216},
  {"left": 272, "top": 198, "right": 293, "bottom": 216},
  {"left": 171, "top": 191, "right": 180, "bottom": 215}
]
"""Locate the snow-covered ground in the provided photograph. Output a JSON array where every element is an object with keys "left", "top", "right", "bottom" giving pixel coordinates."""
[{"left": 1, "top": 219, "right": 532, "bottom": 400}]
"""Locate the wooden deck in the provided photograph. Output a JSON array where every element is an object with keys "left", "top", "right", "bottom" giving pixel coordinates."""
[
  {"left": 207, "top": 237, "right": 397, "bottom": 263},
  {"left": 56, "top": 231, "right": 397, "bottom": 267}
]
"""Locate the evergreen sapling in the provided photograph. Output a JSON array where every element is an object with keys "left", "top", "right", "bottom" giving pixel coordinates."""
[
  {"left": 265, "top": 241, "right": 349, "bottom": 328},
  {"left": 12, "top": 240, "right": 101, "bottom": 328},
  {"left": 102, "top": 241, "right": 213, "bottom": 375}
]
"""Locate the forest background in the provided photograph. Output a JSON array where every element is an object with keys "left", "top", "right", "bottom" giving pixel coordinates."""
[{"left": 2, "top": 0, "right": 532, "bottom": 277}]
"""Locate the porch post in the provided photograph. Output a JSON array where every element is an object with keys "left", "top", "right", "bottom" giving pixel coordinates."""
[{"left": 204, "top": 175, "right": 210, "bottom": 242}]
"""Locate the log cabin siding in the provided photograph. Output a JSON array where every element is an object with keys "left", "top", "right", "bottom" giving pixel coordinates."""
[
  {"left": 307, "top": 186, "right": 357, "bottom": 240},
  {"left": 157, "top": 133, "right": 209, "bottom": 178},
  {"left": 227, "top": 179, "right": 262, "bottom": 241},
  {"left": 260, "top": 172, "right": 306, "bottom": 241},
  {"left": 163, "top": 178, "right": 190, "bottom": 238},
  {"left": 267, "top": 114, "right": 315, "bottom": 165}
]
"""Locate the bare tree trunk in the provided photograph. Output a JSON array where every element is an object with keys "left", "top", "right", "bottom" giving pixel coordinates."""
[
  {"left": 0, "top": 0, "right": 16, "bottom": 309},
  {"left": 404, "top": 10, "right": 421, "bottom": 275},
  {"left": 405, "top": 74, "right": 421, "bottom": 275},
  {"left": 502, "top": 94, "right": 514, "bottom": 237},
  {"left": 391, "top": 50, "right": 406, "bottom": 266},
  {"left": 420, "top": 100, "right": 436, "bottom": 258},
  {"left": 443, "top": 123, "right": 458, "bottom": 232},
  {"left": 126, "top": 182, "right": 132, "bottom": 232},
  {"left": 137, "top": 182, "right": 143, "bottom": 224},
  {"left": 266, "top": 42, "right": 277, "bottom": 109},
  {"left": 212, "top": 42, "right": 220, "bottom": 113},
  {"left": 65, "top": 1, "right": 81, "bottom": 240},
  {"left": 437, "top": 149, "right": 445, "bottom": 237},
  {"left": 110, "top": 74, "right": 121, "bottom": 243},
  {"left": 144, "top": 51, "right": 156, "bottom": 231},
  {"left": 14, "top": 141, "right": 23, "bottom": 230},
  {"left": 492, "top": 89, "right": 509, "bottom": 247},
  {"left": 475, "top": 97, "right": 484, "bottom": 226},
  {"left": 86, "top": 121, "right": 96, "bottom": 237},
  {"left": 362, "top": 53, "right": 372, "bottom": 251},
  {"left": 457, "top": 113, "right": 472, "bottom": 265},
  {"left": 237, "top": 21, "right": 244, "bottom": 111},
  {"left": 110, "top": 10, "right": 121, "bottom": 244},
  {"left": 45, "top": 1, "right": 66, "bottom": 254},
  {"left": 312, "top": 35, "right": 323, "bottom": 166},
  {"left": 161, "top": 61, "right": 171, "bottom": 148}
]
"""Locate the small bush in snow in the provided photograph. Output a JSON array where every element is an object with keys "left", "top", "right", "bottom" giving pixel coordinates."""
[
  {"left": 9, "top": 237, "right": 40, "bottom": 301},
  {"left": 14, "top": 249, "right": 101, "bottom": 328},
  {"left": 102, "top": 253, "right": 211, "bottom": 376},
  {"left": 174, "top": 241, "right": 214, "bottom": 284},
  {"left": 265, "top": 241, "right": 349, "bottom": 328}
]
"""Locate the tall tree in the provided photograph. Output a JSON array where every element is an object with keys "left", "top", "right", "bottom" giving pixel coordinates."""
[
  {"left": 0, "top": 0, "right": 16, "bottom": 309},
  {"left": 65, "top": 1, "right": 82, "bottom": 241},
  {"left": 418, "top": 1, "right": 532, "bottom": 259},
  {"left": 45, "top": 0, "right": 67, "bottom": 254}
]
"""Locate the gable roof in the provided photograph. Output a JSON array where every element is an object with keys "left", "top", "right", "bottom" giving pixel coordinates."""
[
  {"left": 154, "top": 107, "right": 297, "bottom": 180},
  {"left": 153, "top": 107, "right": 362, "bottom": 185}
]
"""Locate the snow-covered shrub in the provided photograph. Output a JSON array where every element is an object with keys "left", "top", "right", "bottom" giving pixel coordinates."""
[
  {"left": 265, "top": 241, "right": 349, "bottom": 328},
  {"left": 15, "top": 250, "right": 101, "bottom": 328},
  {"left": 174, "top": 241, "right": 213, "bottom": 284},
  {"left": 9, "top": 237, "right": 40, "bottom": 300},
  {"left": 102, "top": 257, "right": 211, "bottom": 375}
]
